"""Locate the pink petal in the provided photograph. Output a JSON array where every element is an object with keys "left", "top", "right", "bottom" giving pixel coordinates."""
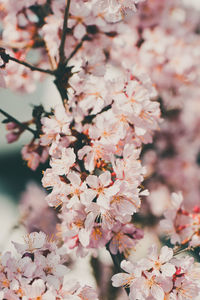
[
  {"left": 151, "top": 284, "right": 164, "bottom": 300},
  {"left": 111, "top": 273, "right": 131, "bottom": 287},
  {"left": 99, "top": 171, "right": 111, "bottom": 187},
  {"left": 161, "top": 263, "right": 176, "bottom": 277},
  {"left": 159, "top": 246, "right": 173, "bottom": 263},
  {"left": 86, "top": 175, "right": 99, "bottom": 189}
]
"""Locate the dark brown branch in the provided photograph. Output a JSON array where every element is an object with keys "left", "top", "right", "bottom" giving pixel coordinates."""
[
  {"left": 65, "top": 37, "right": 86, "bottom": 65},
  {"left": 59, "top": 0, "right": 71, "bottom": 64},
  {"left": 53, "top": 66, "right": 73, "bottom": 102},
  {"left": 0, "top": 108, "right": 38, "bottom": 137},
  {"left": 106, "top": 244, "right": 130, "bottom": 297},
  {"left": 8, "top": 55, "right": 54, "bottom": 75},
  {"left": 54, "top": 77, "right": 69, "bottom": 102}
]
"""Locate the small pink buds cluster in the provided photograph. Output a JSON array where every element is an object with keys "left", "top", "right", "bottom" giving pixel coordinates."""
[
  {"left": 161, "top": 192, "right": 200, "bottom": 247},
  {"left": 0, "top": 231, "right": 98, "bottom": 300},
  {"left": 112, "top": 245, "right": 200, "bottom": 300},
  {"left": 5, "top": 122, "right": 24, "bottom": 144}
]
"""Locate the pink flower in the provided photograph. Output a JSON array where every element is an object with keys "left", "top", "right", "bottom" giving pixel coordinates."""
[
  {"left": 88, "top": 225, "right": 111, "bottom": 249},
  {"left": 12, "top": 231, "right": 47, "bottom": 254},
  {"left": 97, "top": 0, "right": 145, "bottom": 22},
  {"left": 110, "top": 181, "right": 143, "bottom": 218},
  {"left": 145, "top": 245, "right": 176, "bottom": 277},
  {"left": 78, "top": 140, "right": 115, "bottom": 172},
  {"left": 60, "top": 203, "right": 93, "bottom": 248},
  {"left": 50, "top": 148, "right": 76, "bottom": 176},
  {"left": 1, "top": 231, "right": 98, "bottom": 299},
  {"left": 111, "top": 245, "right": 200, "bottom": 300},
  {"left": 86, "top": 171, "right": 119, "bottom": 209},
  {"left": 109, "top": 222, "right": 144, "bottom": 255},
  {"left": 41, "top": 104, "right": 72, "bottom": 148},
  {"left": 21, "top": 142, "right": 48, "bottom": 171},
  {"left": 65, "top": 171, "right": 88, "bottom": 208},
  {"left": 112, "top": 259, "right": 165, "bottom": 300}
]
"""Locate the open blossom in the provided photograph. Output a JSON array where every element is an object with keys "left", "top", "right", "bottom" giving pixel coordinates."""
[
  {"left": 50, "top": 148, "right": 76, "bottom": 176},
  {"left": 41, "top": 69, "right": 157, "bottom": 255},
  {"left": 86, "top": 171, "right": 118, "bottom": 209},
  {"left": 160, "top": 192, "right": 200, "bottom": 247},
  {"left": 109, "top": 222, "right": 144, "bottom": 255},
  {"left": 21, "top": 142, "right": 49, "bottom": 171},
  {"left": 112, "top": 245, "right": 200, "bottom": 300},
  {"left": 40, "top": 104, "right": 73, "bottom": 151},
  {"left": 12, "top": 231, "right": 47, "bottom": 254},
  {"left": 98, "top": 0, "right": 146, "bottom": 22},
  {"left": 0, "top": 232, "right": 98, "bottom": 300},
  {"left": 160, "top": 192, "right": 183, "bottom": 244},
  {"left": 78, "top": 140, "right": 115, "bottom": 172},
  {"left": 112, "top": 259, "right": 167, "bottom": 300},
  {"left": 144, "top": 245, "right": 176, "bottom": 277}
]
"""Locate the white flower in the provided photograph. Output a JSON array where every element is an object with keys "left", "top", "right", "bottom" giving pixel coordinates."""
[{"left": 50, "top": 148, "right": 76, "bottom": 175}]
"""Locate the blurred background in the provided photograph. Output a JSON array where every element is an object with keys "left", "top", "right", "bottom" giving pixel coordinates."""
[
  {"left": 0, "top": 82, "right": 43, "bottom": 251},
  {"left": 0, "top": 78, "right": 62, "bottom": 251}
]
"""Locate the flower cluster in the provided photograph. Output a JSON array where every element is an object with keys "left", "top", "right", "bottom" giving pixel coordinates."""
[
  {"left": 112, "top": 245, "right": 200, "bottom": 300},
  {"left": 1, "top": 0, "right": 200, "bottom": 299},
  {"left": 0, "top": 231, "right": 98, "bottom": 300},
  {"left": 41, "top": 64, "right": 159, "bottom": 256},
  {"left": 160, "top": 192, "right": 200, "bottom": 247}
]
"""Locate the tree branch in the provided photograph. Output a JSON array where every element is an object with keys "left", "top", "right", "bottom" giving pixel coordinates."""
[
  {"left": 8, "top": 55, "right": 54, "bottom": 75},
  {"left": 59, "top": 0, "right": 71, "bottom": 64},
  {"left": 106, "top": 245, "right": 130, "bottom": 297},
  {"left": 0, "top": 108, "right": 38, "bottom": 137},
  {"left": 65, "top": 36, "right": 86, "bottom": 65}
]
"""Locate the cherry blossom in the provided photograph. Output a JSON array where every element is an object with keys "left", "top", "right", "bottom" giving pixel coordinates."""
[
  {"left": 1, "top": 0, "right": 200, "bottom": 299},
  {"left": 50, "top": 148, "right": 76, "bottom": 176},
  {"left": 161, "top": 192, "right": 200, "bottom": 247},
  {"left": 112, "top": 245, "right": 200, "bottom": 300},
  {"left": 0, "top": 232, "right": 98, "bottom": 300},
  {"left": 109, "top": 222, "right": 144, "bottom": 255}
]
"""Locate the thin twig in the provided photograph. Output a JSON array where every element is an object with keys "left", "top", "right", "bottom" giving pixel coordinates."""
[
  {"left": 0, "top": 108, "right": 38, "bottom": 137},
  {"left": 173, "top": 245, "right": 191, "bottom": 256},
  {"left": 59, "top": 0, "right": 71, "bottom": 64},
  {"left": 8, "top": 55, "right": 54, "bottom": 75},
  {"left": 65, "top": 37, "right": 85, "bottom": 65}
]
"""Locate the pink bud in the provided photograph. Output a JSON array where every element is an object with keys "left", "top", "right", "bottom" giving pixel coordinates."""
[
  {"left": 6, "top": 132, "right": 20, "bottom": 143},
  {"left": 6, "top": 122, "right": 19, "bottom": 130}
]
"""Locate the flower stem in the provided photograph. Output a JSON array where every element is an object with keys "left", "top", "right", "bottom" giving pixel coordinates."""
[
  {"left": 0, "top": 108, "right": 38, "bottom": 137},
  {"left": 106, "top": 244, "right": 130, "bottom": 296},
  {"left": 65, "top": 36, "right": 86, "bottom": 65},
  {"left": 8, "top": 55, "right": 54, "bottom": 75}
]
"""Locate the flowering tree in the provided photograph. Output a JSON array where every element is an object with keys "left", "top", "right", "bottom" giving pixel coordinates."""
[{"left": 0, "top": 0, "right": 200, "bottom": 299}]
